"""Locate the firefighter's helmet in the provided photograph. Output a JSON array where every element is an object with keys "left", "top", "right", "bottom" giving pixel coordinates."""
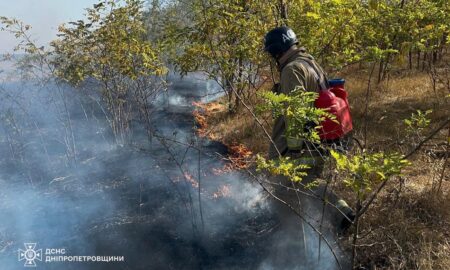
[{"left": 264, "top": 26, "right": 298, "bottom": 58}]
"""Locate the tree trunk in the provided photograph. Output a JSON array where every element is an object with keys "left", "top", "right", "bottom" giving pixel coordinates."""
[
  {"left": 422, "top": 52, "right": 427, "bottom": 71},
  {"left": 377, "top": 60, "right": 384, "bottom": 83},
  {"left": 382, "top": 54, "right": 391, "bottom": 81},
  {"left": 409, "top": 49, "right": 412, "bottom": 69},
  {"left": 351, "top": 200, "right": 362, "bottom": 269},
  {"left": 416, "top": 50, "right": 420, "bottom": 69},
  {"left": 279, "top": 0, "right": 288, "bottom": 24}
]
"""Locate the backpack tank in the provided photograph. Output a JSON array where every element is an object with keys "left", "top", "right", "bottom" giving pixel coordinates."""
[{"left": 314, "top": 79, "right": 353, "bottom": 140}]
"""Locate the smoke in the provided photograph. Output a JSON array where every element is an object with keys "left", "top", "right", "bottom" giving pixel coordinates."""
[{"left": 0, "top": 64, "right": 348, "bottom": 269}]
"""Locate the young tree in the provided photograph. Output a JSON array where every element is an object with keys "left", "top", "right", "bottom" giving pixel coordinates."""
[
  {"left": 165, "top": 0, "right": 275, "bottom": 112},
  {"left": 51, "top": 0, "right": 167, "bottom": 143}
]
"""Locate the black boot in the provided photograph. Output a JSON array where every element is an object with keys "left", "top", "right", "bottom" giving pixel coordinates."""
[{"left": 336, "top": 199, "right": 355, "bottom": 232}]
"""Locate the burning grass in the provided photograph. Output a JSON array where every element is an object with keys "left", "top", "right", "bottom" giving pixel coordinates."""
[
  {"left": 193, "top": 101, "right": 254, "bottom": 171},
  {"left": 192, "top": 101, "right": 227, "bottom": 140},
  {"left": 171, "top": 171, "right": 232, "bottom": 200},
  {"left": 212, "top": 184, "right": 231, "bottom": 199}
]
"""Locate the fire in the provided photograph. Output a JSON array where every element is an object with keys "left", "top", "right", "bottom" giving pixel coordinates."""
[
  {"left": 212, "top": 184, "right": 231, "bottom": 199},
  {"left": 192, "top": 101, "right": 224, "bottom": 139},
  {"left": 171, "top": 172, "right": 200, "bottom": 189},
  {"left": 183, "top": 172, "right": 199, "bottom": 189},
  {"left": 192, "top": 110, "right": 208, "bottom": 137},
  {"left": 173, "top": 172, "right": 233, "bottom": 201},
  {"left": 212, "top": 166, "right": 233, "bottom": 175},
  {"left": 172, "top": 172, "right": 236, "bottom": 199},
  {"left": 192, "top": 101, "right": 223, "bottom": 113},
  {"left": 192, "top": 102, "right": 253, "bottom": 173},
  {"left": 212, "top": 143, "right": 253, "bottom": 175},
  {"left": 228, "top": 143, "right": 253, "bottom": 169}
]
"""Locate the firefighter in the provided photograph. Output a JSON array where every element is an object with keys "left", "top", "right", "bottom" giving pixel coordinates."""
[{"left": 263, "top": 26, "right": 355, "bottom": 231}]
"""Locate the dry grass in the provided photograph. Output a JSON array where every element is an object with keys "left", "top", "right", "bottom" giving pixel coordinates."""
[
  {"left": 192, "top": 89, "right": 273, "bottom": 155},
  {"left": 192, "top": 100, "right": 260, "bottom": 169},
  {"left": 344, "top": 67, "right": 449, "bottom": 147},
  {"left": 328, "top": 66, "right": 449, "bottom": 269},
  {"left": 333, "top": 152, "right": 450, "bottom": 269},
  {"left": 194, "top": 64, "right": 450, "bottom": 269},
  {"left": 344, "top": 186, "right": 450, "bottom": 269}
]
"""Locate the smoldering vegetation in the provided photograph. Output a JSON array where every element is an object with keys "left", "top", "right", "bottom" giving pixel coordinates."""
[{"left": 0, "top": 67, "right": 346, "bottom": 269}]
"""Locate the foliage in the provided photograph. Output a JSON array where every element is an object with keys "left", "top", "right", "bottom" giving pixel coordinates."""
[
  {"left": 51, "top": 0, "right": 166, "bottom": 84},
  {"left": 0, "top": 18, "right": 43, "bottom": 55},
  {"left": 258, "top": 87, "right": 334, "bottom": 144},
  {"left": 256, "top": 154, "right": 309, "bottom": 183},
  {"left": 330, "top": 148, "right": 411, "bottom": 267},
  {"left": 331, "top": 150, "right": 411, "bottom": 200},
  {"left": 0, "top": 17, "right": 53, "bottom": 82},
  {"left": 256, "top": 88, "right": 333, "bottom": 183},
  {"left": 152, "top": 0, "right": 449, "bottom": 108},
  {"left": 286, "top": 0, "right": 449, "bottom": 71},
  {"left": 287, "top": 0, "right": 364, "bottom": 69},
  {"left": 162, "top": 0, "right": 275, "bottom": 110},
  {"left": 404, "top": 109, "right": 433, "bottom": 135},
  {"left": 50, "top": 0, "right": 167, "bottom": 142}
]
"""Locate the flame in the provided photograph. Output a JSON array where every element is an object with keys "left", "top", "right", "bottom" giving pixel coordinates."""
[
  {"left": 212, "top": 167, "right": 233, "bottom": 175},
  {"left": 191, "top": 101, "right": 204, "bottom": 108},
  {"left": 192, "top": 102, "right": 252, "bottom": 173},
  {"left": 183, "top": 172, "right": 199, "bottom": 189},
  {"left": 173, "top": 172, "right": 233, "bottom": 200},
  {"left": 192, "top": 101, "right": 223, "bottom": 113},
  {"left": 228, "top": 143, "right": 253, "bottom": 169},
  {"left": 192, "top": 101, "right": 224, "bottom": 139},
  {"left": 211, "top": 143, "right": 253, "bottom": 175},
  {"left": 192, "top": 110, "right": 208, "bottom": 137},
  {"left": 212, "top": 184, "right": 231, "bottom": 199}
]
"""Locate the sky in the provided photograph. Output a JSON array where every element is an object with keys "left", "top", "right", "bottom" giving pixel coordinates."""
[{"left": 0, "top": 0, "right": 101, "bottom": 54}]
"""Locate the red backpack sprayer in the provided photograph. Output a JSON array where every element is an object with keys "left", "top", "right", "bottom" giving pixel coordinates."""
[{"left": 315, "top": 78, "right": 353, "bottom": 141}]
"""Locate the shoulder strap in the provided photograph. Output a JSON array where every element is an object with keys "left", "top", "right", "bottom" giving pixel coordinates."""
[{"left": 299, "top": 57, "right": 329, "bottom": 91}]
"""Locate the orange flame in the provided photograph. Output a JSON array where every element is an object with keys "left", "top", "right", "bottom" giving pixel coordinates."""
[
  {"left": 211, "top": 143, "right": 253, "bottom": 175},
  {"left": 183, "top": 172, "right": 199, "bottom": 189},
  {"left": 212, "top": 184, "right": 231, "bottom": 199},
  {"left": 192, "top": 102, "right": 252, "bottom": 173},
  {"left": 192, "top": 110, "right": 208, "bottom": 137},
  {"left": 228, "top": 143, "right": 253, "bottom": 169},
  {"left": 192, "top": 101, "right": 224, "bottom": 139}
]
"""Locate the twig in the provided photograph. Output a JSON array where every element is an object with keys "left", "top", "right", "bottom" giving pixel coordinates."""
[
  {"left": 146, "top": 132, "right": 343, "bottom": 269},
  {"left": 357, "top": 118, "right": 450, "bottom": 218},
  {"left": 243, "top": 167, "right": 344, "bottom": 270},
  {"left": 197, "top": 140, "right": 205, "bottom": 232},
  {"left": 404, "top": 118, "right": 450, "bottom": 159},
  {"left": 436, "top": 126, "right": 449, "bottom": 194},
  {"left": 363, "top": 62, "right": 377, "bottom": 148}
]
